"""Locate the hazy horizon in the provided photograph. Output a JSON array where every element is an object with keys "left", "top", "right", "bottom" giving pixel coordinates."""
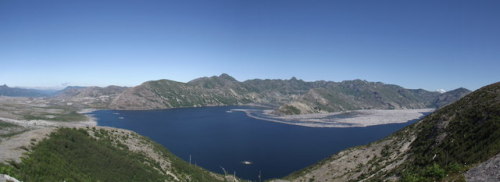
[{"left": 2, "top": 0, "right": 499, "bottom": 91}]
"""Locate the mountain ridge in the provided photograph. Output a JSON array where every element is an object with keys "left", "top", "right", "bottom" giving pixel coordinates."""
[
  {"left": 0, "top": 84, "right": 57, "bottom": 97},
  {"left": 107, "top": 74, "right": 470, "bottom": 114},
  {"left": 4, "top": 74, "right": 471, "bottom": 115}
]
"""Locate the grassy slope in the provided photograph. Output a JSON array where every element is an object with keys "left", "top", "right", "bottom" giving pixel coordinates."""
[
  {"left": 0, "top": 128, "right": 225, "bottom": 182},
  {"left": 396, "top": 82, "right": 500, "bottom": 181},
  {"left": 22, "top": 110, "right": 87, "bottom": 122},
  {"left": 284, "top": 82, "right": 499, "bottom": 182}
]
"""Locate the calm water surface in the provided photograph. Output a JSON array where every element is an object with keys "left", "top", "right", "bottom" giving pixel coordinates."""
[{"left": 93, "top": 106, "right": 415, "bottom": 181}]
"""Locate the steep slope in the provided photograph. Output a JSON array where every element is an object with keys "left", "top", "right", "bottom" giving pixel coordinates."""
[
  {"left": 109, "top": 75, "right": 321, "bottom": 110},
  {"left": 284, "top": 82, "right": 499, "bottom": 182},
  {"left": 242, "top": 77, "right": 320, "bottom": 105},
  {"left": 110, "top": 75, "right": 254, "bottom": 110},
  {"left": 277, "top": 80, "right": 442, "bottom": 115},
  {"left": 0, "top": 127, "right": 233, "bottom": 182},
  {"left": 187, "top": 73, "right": 242, "bottom": 89}
]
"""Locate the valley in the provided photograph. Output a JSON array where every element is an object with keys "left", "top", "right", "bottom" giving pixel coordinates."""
[
  {"left": 2, "top": 0, "right": 498, "bottom": 181},
  {"left": 0, "top": 74, "right": 469, "bottom": 130},
  {"left": 0, "top": 76, "right": 497, "bottom": 182}
]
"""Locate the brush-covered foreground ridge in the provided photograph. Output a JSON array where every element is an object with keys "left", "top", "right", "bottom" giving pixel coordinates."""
[
  {"left": 0, "top": 127, "right": 238, "bottom": 182},
  {"left": 281, "top": 82, "right": 500, "bottom": 182}
]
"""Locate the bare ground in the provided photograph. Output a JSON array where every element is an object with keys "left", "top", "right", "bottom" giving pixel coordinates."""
[
  {"left": 465, "top": 153, "right": 500, "bottom": 182},
  {"left": 274, "top": 127, "right": 418, "bottom": 182},
  {"left": 0, "top": 128, "right": 55, "bottom": 164},
  {"left": 234, "top": 108, "right": 433, "bottom": 128}
]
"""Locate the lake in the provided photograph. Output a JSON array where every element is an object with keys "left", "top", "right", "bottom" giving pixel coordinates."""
[{"left": 93, "top": 106, "right": 416, "bottom": 181}]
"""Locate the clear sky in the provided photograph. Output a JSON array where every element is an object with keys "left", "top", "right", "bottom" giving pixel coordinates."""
[{"left": 1, "top": 0, "right": 499, "bottom": 91}]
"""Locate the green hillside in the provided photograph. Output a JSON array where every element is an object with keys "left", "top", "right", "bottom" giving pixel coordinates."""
[
  {"left": 284, "top": 82, "right": 499, "bottom": 182},
  {"left": 398, "top": 82, "right": 500, "bottom": 181},
  {"left": 109, "top": 74, "right": 469, "bottom": 113},
  {"left": 0, "top": 127, "right": 227, "bottom": 182}
]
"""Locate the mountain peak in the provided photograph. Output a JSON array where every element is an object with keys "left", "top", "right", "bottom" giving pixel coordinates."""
[
  {"left": 451, "top": 87, "right": 471, "bottom": 92},
  {"left": 218, "top": 73, "right": 237, "bottom": 81}
]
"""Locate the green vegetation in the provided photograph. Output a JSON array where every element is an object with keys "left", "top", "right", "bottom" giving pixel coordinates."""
[
  {"left": 1, "top": 128, "right": 169, "bottom": 181},
  {"left": 145, "top": 78, "right": 247, "bottom": 108},
  {"left": 147, "top": 140, "right": 225, "bottom": 182},
  {"left": 400, "top": 163, "right": 467, "bottom": 182},
  {"left": 0, "top": 128, "right": 225, "bottom": 182},
  {"left": 284, "top": 82, "right": 499, "bottom": 181},
  {"left": 0, "top": 120, "right": 17, "bottom": 129},
  {"left": 396, "top": 82, "right": 500, "bottom": 182},
  {"left": 286, "top": 80, "right": 449, "bottom": 114},
  {"left": 22, "top": 110, "right": 87, "bottom": 122},
  {"left": 279, "top": 105, "right": 301, "bottom": 115},
  {"left": 0, "top": 120, "right": 25, "bottom": 138},
  {"left": 114, "top": 74, "right": 467, "bottom": 112}
]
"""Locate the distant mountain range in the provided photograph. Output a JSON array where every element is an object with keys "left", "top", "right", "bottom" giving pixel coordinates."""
[
  {"left": 283, "top": 81, "right": 500, "bottom": 181},
  {"left": 0, "top": 84, "right": 57, "bottom": 97},
  {"left": 4, "top": 74, "right": 472, "bottom": 114},
  {"left": 107, "top": 74, "right": 471, "bottom": 114}
]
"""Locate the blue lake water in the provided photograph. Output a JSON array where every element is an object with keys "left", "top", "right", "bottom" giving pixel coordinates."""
[{"left": 93, "top": 106, "right": 416, "bottom": 181}]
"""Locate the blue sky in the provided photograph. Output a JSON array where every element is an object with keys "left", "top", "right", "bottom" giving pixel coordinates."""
[{"left": 1, "top": 0, "right": 499, "bottom": 91}]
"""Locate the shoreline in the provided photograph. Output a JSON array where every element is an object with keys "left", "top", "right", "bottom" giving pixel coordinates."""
[
  {"left": 79, "top": 108, "right": 98, "bottom": 126},
  {"left": 231, "top": 108, "right": 434, "bottom": 128},
  {"left": 0, "top": 108, "right": 98, "bottom": 129},
  {"left": 0, "top": 116, "right": 97, "bottom": 128},
  {"left": 6, "top": 106, "right": 435, "bottom": 129}
]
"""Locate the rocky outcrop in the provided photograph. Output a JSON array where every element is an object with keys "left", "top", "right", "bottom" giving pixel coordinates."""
[
  {"left": 466, "top": 154, "right": 500, "bottom": 182},
  {"left": 0, "top": 174, "right": 21, "bottom": 182}
]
